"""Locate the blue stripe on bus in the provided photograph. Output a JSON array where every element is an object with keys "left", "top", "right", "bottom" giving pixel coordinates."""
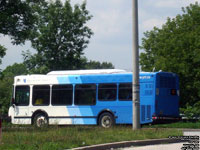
[
  {"left": 68, "top": 75, "right": 82, "bottom": 83},
  {"left": 57, "top": 77, "right": 70, "bottom": 84},
  {"left": 59, "top": 72, "right": 179, "bottom": 125},
  {"left": 66, "top": 106, "right": 97, "bottom": 124},
  {"left": 57, "top": 75, "right": 83, "bottom": 84},
  {"left": 57, "top": 73, "right": 157, "bottom": 84}
]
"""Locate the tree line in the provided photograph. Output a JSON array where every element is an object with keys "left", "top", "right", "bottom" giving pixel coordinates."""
[{"left": 0, "top": 0, "right": 114, "bottom": 115}]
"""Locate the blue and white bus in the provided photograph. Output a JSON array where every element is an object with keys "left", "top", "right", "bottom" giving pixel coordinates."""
[{"left": 8, "top": 69, "right": 179, "bottom": 128}]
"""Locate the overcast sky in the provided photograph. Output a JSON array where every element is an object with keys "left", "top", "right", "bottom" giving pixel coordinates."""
[{"left": 0, "top": 0, "right": 198, "bottom": 71}]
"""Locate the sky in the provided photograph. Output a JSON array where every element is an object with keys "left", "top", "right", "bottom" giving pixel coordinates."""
[{"left": 0, "top": 0, "right": 198, "bottom": 71}]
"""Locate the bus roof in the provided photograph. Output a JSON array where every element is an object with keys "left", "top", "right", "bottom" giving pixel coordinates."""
[
  {"left": 47, "top": 69, "right": 127, "bottom": 75},
  {"left": 13, "top": 69, "right": 177, "bottom": 85}
]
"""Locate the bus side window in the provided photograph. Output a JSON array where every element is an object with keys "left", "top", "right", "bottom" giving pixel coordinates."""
[
  {"left": 98, "top": 84, "right": 117, "bottom": 101},
  {"left": 15, "top": 86, "right": 30, "bottom": 106},
  {"left": 52, "top": 84, "right": 73, "bottom": 106},
  {"left": 119, "top": 83, "right": 132, "bottom": 101},
  {"left": 75, "top": 84, "right": 96, "bottom": 105},
  {"left": 32, "top": 85, "right": 50, "bottom": 106}
]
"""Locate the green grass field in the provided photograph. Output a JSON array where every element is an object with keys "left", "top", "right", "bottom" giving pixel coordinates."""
[{"left": 0, "top": 125, "right": 182, "bottom": 150}]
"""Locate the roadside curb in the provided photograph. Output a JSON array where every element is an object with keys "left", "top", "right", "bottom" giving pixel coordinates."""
[{"left": 72, "top": 138, "right": 184, "bottom": 150}]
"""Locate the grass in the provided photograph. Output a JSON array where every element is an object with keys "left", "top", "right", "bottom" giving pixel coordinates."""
[
  {"left": 144, "top": 121, "right": 200, "bottom": 129},
  {"left": 0, "top": 125, "right": 182, "bottom": 150}
]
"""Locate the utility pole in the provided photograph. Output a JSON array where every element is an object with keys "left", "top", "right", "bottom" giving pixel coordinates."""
[{"left": 132, "top": 0, "right": 140, "bottom": 130}]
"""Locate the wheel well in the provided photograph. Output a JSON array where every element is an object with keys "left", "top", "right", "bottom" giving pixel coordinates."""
[
  {"left": 97, "top": 110, "right": 115, "bottom": 125},
  {"left": 31, "top": 110, "right": 48, "bottom": 124}
]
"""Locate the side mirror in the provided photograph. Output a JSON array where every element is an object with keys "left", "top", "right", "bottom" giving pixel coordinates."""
[
  {"left": 11, "top": 98, "right": 14, "bottom": 104},
  {"left": 11, "top": 98, "right": 15, "bottom": 107}
]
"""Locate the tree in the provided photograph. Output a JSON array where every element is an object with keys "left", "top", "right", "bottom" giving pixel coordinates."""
[
  {"left": 78, "top": 57, "right": 115, "bottom": 69},
  {"left": 0, "top": 45, "right": 6, "bottom": 66},
  {"left": 85, "top": 60, "right": 115, "bottom": 69},
  {"left": 0, "top": 0, "right": 44, "bottom": 44},
  {"left": 24, "top": 0, "right": 93, "bottom": 74},
  {"left": 140, "top": 3, "right": 200, "bottom": 108},
  {"left": 0, "top": 63, "right": 27, "bottom": 115},
  {"left": 0, "top": 0, "right": 44, "bottom": 67}
]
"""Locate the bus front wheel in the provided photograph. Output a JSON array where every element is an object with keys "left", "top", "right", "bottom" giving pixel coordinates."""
[
  {"left": 34, "top": 113, "right": 48, "bottom": 128},
  {"left": 99, "top": 112, "right": 115, "bottom": 128}
]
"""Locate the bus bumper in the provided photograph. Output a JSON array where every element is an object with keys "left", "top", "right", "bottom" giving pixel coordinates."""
[{"left": 152, "top": 116, "right": 181, "bottom": 124}]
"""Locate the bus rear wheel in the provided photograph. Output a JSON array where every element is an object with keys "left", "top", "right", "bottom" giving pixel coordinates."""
[
  {"left": 34, "top": 113, "right": 48, "bottom": 128},
  {"left": 99, "top": 113, "right": 115, "bottom": 128}
]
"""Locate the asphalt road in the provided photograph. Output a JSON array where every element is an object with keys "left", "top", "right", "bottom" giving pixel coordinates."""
[
  {"left": 73, "top": 129, "right": 200, "bottom": 150},
  {"left": 122, "top": 142, "right": 186, "bottom": 150},
  {"left": 122, "top": 130, "right": 200, "bottom": 150}
]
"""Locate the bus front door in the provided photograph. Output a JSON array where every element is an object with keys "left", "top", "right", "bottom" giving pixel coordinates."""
[{"left": 13, "top": 86, "right": 30, "bottom": 124}]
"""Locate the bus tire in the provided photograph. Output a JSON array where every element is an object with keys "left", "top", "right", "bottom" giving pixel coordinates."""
[
  {"left": 33, "top": 113, "right": 48, "bottom": 128},
  {"left": 99, "top": 112, "right": 115, "bottom": 128}
]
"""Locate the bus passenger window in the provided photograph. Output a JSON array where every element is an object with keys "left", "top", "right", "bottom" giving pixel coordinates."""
[
  {"left": 119, "top": 83, "right": 132, "bottom": 101},
  {"left": 33, "top": 85, "right": 50, "bottom": 106},
  {"left": 15, "top": 86, "right": 30, "bottom": 106},
  {"left": 75, "top": 84, "right": 96, "bottom": 105},
  {"left": 98, "top": 84, "right": 117, "bottom": 101},
  {"left": 52, "top": 85, "right": 73, "bottom": 105}
]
